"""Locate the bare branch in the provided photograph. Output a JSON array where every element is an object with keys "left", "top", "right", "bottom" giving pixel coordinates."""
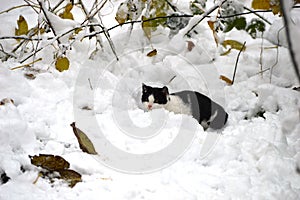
[
  {"left": 185, "top": 0, "right": 228, "bottom": 37},
  {"left": 232, "top": 41, "right": 246, "bottom": 84}
]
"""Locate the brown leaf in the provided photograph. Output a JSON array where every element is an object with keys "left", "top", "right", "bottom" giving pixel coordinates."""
[
  {"left": 146, "top": 49, "right": 157, "bottom": 57},
  {"left": 29, "top": 154, "right": 70, "bottom": 171},
  {"left": 207, "top": 21, "right": 219, "bottom": 46},
  {"left": 187, "top": 41, "right": 195, "bottom": 51},
  {"left": 58, "top": 169, "right": 82, "bottom": 188},
  {"left": 220, "top": 75, "right": 233, "bottom": 85},
  {"left": 70, "top": 122, "right": 97, "bottom": 155}
]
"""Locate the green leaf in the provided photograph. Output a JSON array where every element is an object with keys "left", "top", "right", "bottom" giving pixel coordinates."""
[
  {"left": 190, "top": 0, "right": 206, "bottom": 15},
  {"left": 224, "top": 17, "right": 246, "bottom": 32},
  {"left": 246, "top": 19, "right": 265, "bottom": 39},
  {"left": 70, "top": 122, "right": 97, "bottom": 155}
]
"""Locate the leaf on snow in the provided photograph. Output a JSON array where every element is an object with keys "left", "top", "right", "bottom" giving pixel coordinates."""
[
  {"left": 220, "top": 75, "right": 233, "bottom": 85},
  {"left": 15, "top": 15, "right": 28, "bottom": 37},
  {"left": 58, "top": 169, "right": 82, "bottom": 188},
  {"left": 29, "top": 154, "right": 70, "bottom": 171},
  {"left": 70, "top": 122, "right": 97, "bottom": 155},
  {"left": 55, "top": 56, "right": 70, "bottom": 72},
  {"left": 146, "top": 49, "right": 157, "bottom": 57},
  {"left": 187, "top": 41, "right": 195, "bottom": 51},
  {"left": 222, "top": 40, "right": 246, "bottom": 51},
  {"left": 59, "top": 3, "right": 74, "bottom": 20}
]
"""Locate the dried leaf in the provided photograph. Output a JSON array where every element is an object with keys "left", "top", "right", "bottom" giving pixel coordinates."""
[
  {"left": 55, "top": 56, "right": 70, "bottom": 72},
  {"left": 58, "top": 169, "right": 82, "bottom": 188},
  {"left": 115, "top": 2, "right": 129, "bottom": 24},
  {"left": 252, "top": 0, "right": 270, "bottom": 10},
  {"left": 15, "top": 15, "right": 28, "bottom": 37},
  {"left": 207, "top": 21, "right": 219, "bottom": 46},
  {"left": 70, "top": 122, "right": 97, "bottom": 155},
  {"left": 146, "top": 49, "right": 157, "bottom": 57},
  {"left": 29, "top": 154, "right": 70, "bottom": 171},
  {"left": 220, "top": 75, "right": 233, "bottom": 85},
  {"left": 187, "top": 41, "right": 195, "bottom": 51},
  {"left": 142, "top": 16, "right": 152, "bottom": 40},
  {"left": 59, "top": 3, "right": 74, "bottom": 20},
  {"left": 222, "top": 40, "right": 246, "bottom": 51}
]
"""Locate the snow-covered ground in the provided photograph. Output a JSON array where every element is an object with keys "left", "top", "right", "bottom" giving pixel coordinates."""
[{"left": 0, "top": 0, "right": 300, "bottom": 199}]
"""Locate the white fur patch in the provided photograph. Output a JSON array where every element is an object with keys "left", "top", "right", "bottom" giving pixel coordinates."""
[{"left": 163, "top": 95, "right": 192, "bottom": 115}]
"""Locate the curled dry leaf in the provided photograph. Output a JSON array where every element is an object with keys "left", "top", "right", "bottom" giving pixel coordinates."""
[
  {"left": 29, "top": 154, "right": 70, "bottom": 171},
  {"left": 187, "top": 41, "right": 195, "bottom": 51},
  {"left": 58, "top": 169, "right": 82, "bottom": 188},
  {"left": 70, "top": 122, "right": 97, "bottom": 155},
  {"left": 146, "top": 49, "right": 157, "bottom": 57},
  {"left": 222, "top": 40, "right": 246, "bottom": 51},
  {"left": 220, "top": 75, "right": 233, "bottom": 85}
]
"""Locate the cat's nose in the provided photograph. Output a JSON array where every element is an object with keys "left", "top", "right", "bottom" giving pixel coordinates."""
[{"left": 148, "top": 105, "right": 152, "bottom": 110}]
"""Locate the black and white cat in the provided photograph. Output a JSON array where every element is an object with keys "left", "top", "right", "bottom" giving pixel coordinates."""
[{"left": 141, "top": 83, "right": 228, "bottom": 130}]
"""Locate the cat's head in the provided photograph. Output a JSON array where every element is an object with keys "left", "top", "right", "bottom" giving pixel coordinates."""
[{"left": 141, "top": 83, "right": 170, "bottom": 110}]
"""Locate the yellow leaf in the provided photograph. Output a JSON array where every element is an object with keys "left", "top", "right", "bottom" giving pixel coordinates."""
[
  {"left": 115, "top": 2, "right": 128, "bottom": 24},
  {"left": 142, "top": 16, "right": 152, "bottom": 40},
  {"left": 220, "top": 75, "right": 233, "bottom": 85},
  {"left": 207, "top": 20, "right": 219, "bottom": 46},
  {"left": 15, "top": 15, "right": 28, "bottom": 37},
  {"left": 59, "top": 3, "right": 74, "bottom": 20},
  {"left": 252, "top": 0, "right": 270, "bottom": 10},
  {"left": 222, "top": 40, "right": 246, "bottom": 51},
  {"left": 55, "top": 57, "right": 70, "bottom": 72},
  {"left": 147, "top": 49, "right": 157, "bottom": 57},
  {"left": 70, "top": 122, "right": 97, "bottom": 155}
]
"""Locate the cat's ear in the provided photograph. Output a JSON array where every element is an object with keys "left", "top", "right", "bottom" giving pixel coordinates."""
[
  {"left": 162, "top": 86, "right": 169, "bottom": 95},
  {"left": 142, "top": 83, "right": 148, "bottom": 93}
]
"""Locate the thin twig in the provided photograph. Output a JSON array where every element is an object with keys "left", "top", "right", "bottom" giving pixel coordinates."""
[
  {"left": 232, "top": 41, "right": 246, "bottom": 84},
  {"left": 259, "top": 32, "right": 264, "bottom": 78},
  {"left": 243, "top": 6, "right": 271, "bottom": 25},
  {"left": 38, "top": 0, "right": 61, "bottom": 45},
  {"left": 10, "top": 58, "right": 42, "bottom": 70},
  {"left": 185, "top": 0, "right": 228, "bottom": 37},
  {"left": 0, "top": 4, "right": 39, "bottom": 15}
]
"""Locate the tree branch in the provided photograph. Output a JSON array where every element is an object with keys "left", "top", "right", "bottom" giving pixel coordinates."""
[
  {"left": 232, "top": 41, "right": 246, "bottom": 84},
  {"left": 185, "top": 0, "right": 228, "bottom": 37}
]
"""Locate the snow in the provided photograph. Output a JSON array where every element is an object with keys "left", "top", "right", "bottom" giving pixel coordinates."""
[{"left": 1, "top": 0, "right": 300, "bottom": 199}]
